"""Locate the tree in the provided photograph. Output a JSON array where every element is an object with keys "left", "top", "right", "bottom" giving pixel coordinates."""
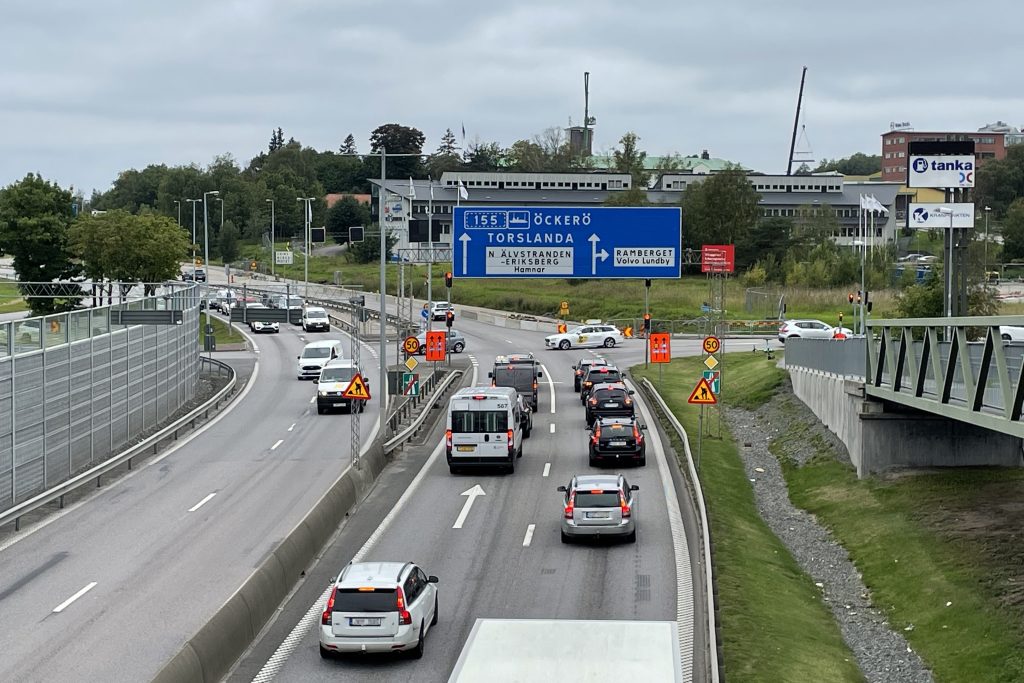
[
  {"left": 69, "top": 210, "right": 189, "bottom": 297},
  {"left": 436, "top": 128, "right": 459, "bottom": 157},
  {"left": 613, "top": 132, "right": 649, "bottom": 189},
  {"left": 269, "top": 127, "right": 284, "bottom": 153},
  {"left": 744, "top": 217, "right": 792, "bottom": 274},
  {"left": 976, "top": 145, "right": 1024, "bottom": 218},
  {"left": 794, "top": 163, "right": 812, "bottom": 175},
  {"left": 95, "top": 164, "right": 168, "bottom": 213},
  {"left": 813, "top": 153, "right": 881, "bottom": 176},
  {"left": 0, "top": 173, "right": 81, "bottom": 314},
  {"left": 462, "top": 140, "right": 505, "bottom": 171},
  {"left": 1001, "top": 197, "right": 1024, "bottom": 261},
  {"left": 218, "top": 219, "right": 240, "bottom": 263},
  {"left": 790, "top": 202, "right": 839, "bottom": 251},
  {"left": 602, "top": 187, "right": 650, "bottom": 207},
  {"left": 680, "top": 166, "right": 762, "bottom": 258},
  {"left": 506, "top": 140, "right": 546, "bottom": 172},
  {"left": 339, "top": 133, "right": 358, "bottom": 155},
  {"left": 348, "top": 224, "right": 399, "bottom": 264},
  {"left": 368, "top": 123, "right": 426, "bottom": 179},
  {"left": 326, "top": 196, "right": 370, "bottom": 243}
]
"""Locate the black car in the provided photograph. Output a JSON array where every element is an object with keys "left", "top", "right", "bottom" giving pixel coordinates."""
[
  {"left": 585, "top": 383, "right": 635, "bottom": 425},
  {"left": 580, "top": 365, "right": 623, "bottom": 404},
  {"left": 589, "top": 416, "right": 647, "bottom": 467},
  {"left": 571, "top": 357, "right": 608, "bottom": 393}
]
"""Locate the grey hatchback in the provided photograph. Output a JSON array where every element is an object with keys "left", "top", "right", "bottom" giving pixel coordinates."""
[{"left": 558, "top": 473, "right": 638, "bottom": 543}]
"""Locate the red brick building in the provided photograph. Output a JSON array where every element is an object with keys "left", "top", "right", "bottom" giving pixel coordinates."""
[{"left": 880, "top": 130, "right": 1006, "bottom": 182}]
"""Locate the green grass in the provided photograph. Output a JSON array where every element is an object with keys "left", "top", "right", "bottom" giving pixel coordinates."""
[
  {"left": 0, "top": 280, "right": 29, "bottom": 314},
  {"left": 783, "top": 458, "right": 1024, "bottom": 681},
  {"left": 633, "top": 354, "right": 863, "bottom": 683},
  {"left": 199, "top": 314, "right": 244, "bottom": 346}
]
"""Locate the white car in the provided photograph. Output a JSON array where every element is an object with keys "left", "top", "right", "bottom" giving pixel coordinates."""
[
  {"left": 319, "top": 561, "right": 438, "bottom": 659},
  {"left": 778, "top": 319, "right": 852, "bottom": 342},
  {"left": 430, "top": 301, "right": 454, "bottom": 321},
  {"left": 302, "top": 306, "right": 330, "bottom": 332},
  {"left": 1000, "top": 326, "right": 1024, "bottom": 343},
  {"left": 545, "top": 323, "right": 624, "bottom": 350}
]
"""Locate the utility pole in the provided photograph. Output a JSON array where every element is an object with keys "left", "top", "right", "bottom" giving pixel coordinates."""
[{"left": 267, "top": 198, "right": 276, "bottom": 277}]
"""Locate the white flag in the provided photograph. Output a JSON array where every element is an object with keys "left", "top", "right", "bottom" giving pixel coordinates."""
[
  {"left": 429, "top": 182, "right": 434, "bottom": 201},
  {"left": 458, "top": 179, "right": 469, "bottom": 201},
  {"left": 306, "top": 200, "right": 312, "bottom": 225},
  {"left": 408, "top": 177, "right": 416, "bottom": 200},
  {"left": 871, "top": 195, "right": 889, "bottom": 214},
  {"left": 859, "top": 194, "right": 870, "bottom": 210}
]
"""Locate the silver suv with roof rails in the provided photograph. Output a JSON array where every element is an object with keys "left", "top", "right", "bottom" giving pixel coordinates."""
[
  {"left": 320, "top": 561, "right": 439, "bottom": 659},
  {"left": 558, "top": 473, "right": 639, "bottom": 543}
]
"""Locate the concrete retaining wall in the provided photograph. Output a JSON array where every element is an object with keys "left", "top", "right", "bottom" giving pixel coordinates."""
[{"left": 788, "top": 367, "right": 866, "bottom": 474}]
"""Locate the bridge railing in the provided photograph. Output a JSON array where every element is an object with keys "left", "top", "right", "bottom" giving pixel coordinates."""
[{"left": 782, "top": 337, "right": 867, "bottom": 377}]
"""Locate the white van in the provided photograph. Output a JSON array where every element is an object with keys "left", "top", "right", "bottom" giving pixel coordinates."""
[
  {"left": 297, "top": 340, "right": 345, "bottom": 380},
  {"left": 316, "top": 359, "right": 366, "bottom": 414},
  {"left": 445, "top": 386, "right": 528, "bottom": 474}
]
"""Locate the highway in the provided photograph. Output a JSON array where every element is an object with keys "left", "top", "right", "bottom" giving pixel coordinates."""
[{"left": 0, "top": 316, "right": 382, "bottom": 682}]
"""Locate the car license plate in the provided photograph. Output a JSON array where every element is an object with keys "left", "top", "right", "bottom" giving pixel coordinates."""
[
  {"left": 333, "top": 402, "right": 347, "bottom": 408},
  {"left": 350, "top": 617, "right": 381, "bottom": 627},
  {"left": 604, "top": 402, "right": 618, "bottom": 408},
  {"left": 586, "top": 511, "right": 610, "bottom": 519},
  {"left": 457, "top": 445, "right": 476, "bottom": 452},
  {"left": 609, "top": 440, "right": 627, "bottom": 447}
]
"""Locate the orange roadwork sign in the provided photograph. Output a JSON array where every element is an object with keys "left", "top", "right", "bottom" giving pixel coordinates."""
[
  {"left": 425, "top": 331, "right": 447, "bottom": 361},
  {"left": 687, "top": 378, "right": 717, "bottom": 405},
  {"left": 342, "top": 373, "right": 371, "bottom": 400},
  {"left": 649, "top": 333, "right": 671, "bottom": 363}
]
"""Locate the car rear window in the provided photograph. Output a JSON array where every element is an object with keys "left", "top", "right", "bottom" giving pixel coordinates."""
[
  {"left": 493, "top": 367, "right": 535, "bottom": 386},
  {"left": 587, "top": 369, "right": 621, "bottom": 382},
  {"left": 593, "top": 389, "right": 624, "bottom": 400},
  {"left": 333, "top": 588, "right": 396, "bottom": 612},
  {"left": 452, "top": 410, "right": 508, "bottom": 433},
  {"left": 574, "top": 492, "right": 620, "bottom": 507}
]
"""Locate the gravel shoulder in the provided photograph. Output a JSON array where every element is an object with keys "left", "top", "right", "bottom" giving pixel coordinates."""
[{"left": 726, "top": 377, "right": 935, "bottom": 683}]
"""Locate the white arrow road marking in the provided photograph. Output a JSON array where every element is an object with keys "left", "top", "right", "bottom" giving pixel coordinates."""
[
  {"left": 188, "top": 493, "right": 216, "bottom": 512},
  {"left": 288, "top": 423, "right": 296, "bottom": 432},
  {"left": 53, "top": 582, "right": 97, "bottom": 613},
  {"left": 459, "top": 233, "right": 471, "bottom": 274},
  {"left": 588, "top": 233, "right": 609, "bottom": 275},
  {"left": 540, "top": 363, "right": 555, "bottom": 414},
  {"left": 452, "top": 484, "right": 486, "bottom": 529},
  {"left": 522, "top": 524, "right": 536, "bottom": 547}
]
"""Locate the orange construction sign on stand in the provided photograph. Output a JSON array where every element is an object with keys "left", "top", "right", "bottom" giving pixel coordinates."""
[
  {"left": 342, "top": 373, "right": 371, "bottom": 401},
  {"left": 425, "top": 330, "right": 447, "bottom": 361},
  {"left": 687, "top": 378, "right": 717, "bottom": 405},
  {"left": 649, "top": 333, "right": 671, "bottom": 363}
]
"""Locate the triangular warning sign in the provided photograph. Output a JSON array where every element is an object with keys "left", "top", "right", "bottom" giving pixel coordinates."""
[
  {"left": 342, "top": 372, "right": 371, "bottom": 400},
  {"left": 687, "top": 377, "right": 717, "bottom": 405}
]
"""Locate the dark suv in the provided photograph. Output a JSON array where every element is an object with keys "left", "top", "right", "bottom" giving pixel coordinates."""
[
  {"left": 585, "top": 383, "right": 635, "bottom": 425},
  {"left": 489, "top": 353, "right": 542, "bottom": 411},
  {"left": 580, "top": 365, "right": 623, "bottom": 404},
  {"left": 572, "top": 357, "right": 608, "bottom": 392},
  {"left": 589, "top": 416, "right": 647, "bottom": 467}
]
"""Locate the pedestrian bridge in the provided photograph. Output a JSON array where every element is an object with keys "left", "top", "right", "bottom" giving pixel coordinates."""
[{"left": 783, "top": 315, "right": 1024, "bottom": 475}]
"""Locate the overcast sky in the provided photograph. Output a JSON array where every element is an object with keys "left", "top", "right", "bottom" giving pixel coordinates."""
[{"left": 2, "top": 0, "right": 1021, "bottom": 195}]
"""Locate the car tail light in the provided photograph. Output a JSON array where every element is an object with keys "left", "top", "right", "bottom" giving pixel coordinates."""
[
  {"left": 575, "top": 369, "right": 582, "bottom": 376},
  {"left": 591, "top": 424, "right": 600, "bottom": 445},
  {"left": 564, "top": 493, "right": 574, "bottom": 519},
  {"left": 321, "top": 586, "right": 337, "bottom": 625},
  {"left": 633, "top": 423, "right": 643, "bottom": 442},
  {"left": 620, "top": 492, "right": 631, "bottom": 518},
  {"left": 532, "top": 381, "right": 538, "bottom": 391},
  {"left": 589, "top": 398, "right": 597, "bottom": 405},
  {"left": 445, "top": 429, "right": 452, "bottom": 450},
  {"left": 624, "top": 397, "right": 632, "bottom": 405},
  {"left": 396, "top": 587, "right": 412, "bottom": 625},
  {"left": 507, "top": 429, "right": 514, "bottom": 454}
]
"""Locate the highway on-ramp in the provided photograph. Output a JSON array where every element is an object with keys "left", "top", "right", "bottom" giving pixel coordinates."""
[{"left": 0, "top": 319, "right": 382, "bottom": 682}]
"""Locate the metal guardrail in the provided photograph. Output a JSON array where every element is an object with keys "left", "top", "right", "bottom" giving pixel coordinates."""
[
  {"left": 638, "top": 377, "right": 721, "bottom": 683},
  {"left": 0, "top": 357, "right": 238, "bottom": 531},
  {"left": 384, "top": 370, "right": 463, "bottom": 452}
]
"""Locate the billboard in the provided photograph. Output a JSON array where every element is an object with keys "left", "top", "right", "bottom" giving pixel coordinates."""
[
  {"left": 908, "top": 203, "right": 975, "bottom": 229},
  {"left": 701, "top": 244, "right": 735, "bottom": 273},
  {"left": 908, "top": 155, "right": 975, "bottom": 188}
]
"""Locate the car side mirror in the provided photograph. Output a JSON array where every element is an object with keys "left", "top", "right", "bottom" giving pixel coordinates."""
[
  {"left": 628, "top": 390, "right": 635, "bottom": 395},
  {"left": 556, "top": 485, "right": 567, "bottom": 492},
  {"left": 296, "top": 355, "right": 300, "bottom": 359},
  {"left": 428, "top": 575, "right": 439, "bottom": 583},
  {"left": 487, "top": 371, "right": 493, "bottom": 378},
  {"left": 537, "top": 371, "right": 543, "bottom": 378},
  {"left": 640, "top": 424, "right": 648, "bottom": 430},
  {"left": 630, "top": 484, "right": 639, "bottom": 491}
]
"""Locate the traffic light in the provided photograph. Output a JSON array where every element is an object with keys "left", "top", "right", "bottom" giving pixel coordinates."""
[
  {"left": 445, "top": 271, "right": 453, "bottom": 288},
  {"left": 839, "top": 312, "right": 844, "bottom": 323},
  {"left": 642, "top": 313, "right": 651, "bottom": 334},
  {"left": 445, "top": 310, "right": 454, "bottom": 328},
  {"left": 847, "top": 292, "right": 854, "bottom": 304}
]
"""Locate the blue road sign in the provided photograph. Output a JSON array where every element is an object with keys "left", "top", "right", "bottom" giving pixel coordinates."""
[
  {"left": 453, "top": 206, "right": 681, "bottom": 279},
  {"left": 420, "top": 308, "right": 429, "bottom": 320}
]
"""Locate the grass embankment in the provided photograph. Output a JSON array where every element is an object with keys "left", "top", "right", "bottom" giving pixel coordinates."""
[
  {"left": 0, "top": 280, "right": 29, "bottom": 314},
  {"left": 199, "top": 314, "right": 243, "bottom": 347},
  {"left": 634, "top": 354, "right": 863, "bottom": 682}
]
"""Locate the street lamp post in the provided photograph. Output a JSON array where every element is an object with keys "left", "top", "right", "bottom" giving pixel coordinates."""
[
  {"left": 266, "top": 199, "right": 276, "bottom": 277},
  {"left": 186, "top": 199, "right": 201, "bottom": 277},
  {"left": 174, "top": 200, "right": 181, "bottom": 227},
  {"left": 203, "top": 190, "right": 220, "bottom": 350},
  {"left": 298, "top": 197, "right": 315, "bottom": 297},
  {"left": 936, "top": 206, "right": 954, "bottom": 327},
  {"left": 984, "top": 205, "right": 992, "bottom": 276}
]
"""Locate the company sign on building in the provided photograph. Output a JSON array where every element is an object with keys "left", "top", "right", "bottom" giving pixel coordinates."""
[
  {"left": 908, "top": 203, "right": 975, "bottom": 229},
  {"left": 908, "top": 155, "right": 975, "bottom": 188}
]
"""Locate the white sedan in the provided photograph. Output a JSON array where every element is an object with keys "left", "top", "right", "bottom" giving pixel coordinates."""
[
  {"left": 545, "top": 324, "right": 625, "bottom": 350},
  {"left": 778, "top": 319, "right": 853, "bottom": 342}
]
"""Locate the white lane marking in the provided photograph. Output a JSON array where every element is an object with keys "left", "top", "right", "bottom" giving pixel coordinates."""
[
  {"left": 452, "top": 484, "right": 486, "bottom": 529},
  {"left": 539, "top": 363, "right": 556, "bottom": 414},
  {"left": 505, "top": 339, "right": 514, "bottom": 344},
  {"left": 271, "top": 439, "right": 284, "bottom": 451},
  {"left": 287, "top": 423, "right": 296, "bottom": 432},
  {"left": 549, "top": 423, "right": 556, "bottom": 434},
  {"left": 309, "top": 396, "right": 315, "bottom": 404},
  {"left": 522, "top": 524, "right": 536, "bottom": 547},
  {"left": 542, "top": 463, "right": 551, "bottom": 477},
  {"left": 250, "top": 360, "right": 475, "bottom": 683},
  {"left": 188, "top": 493, "right": 216, "bottom": 512},
  {"left": 0, "top": 358, "right": 262, "bottom": 555},
  {"left": 53, "top": 582, "right": 97, "bottom": 613}
]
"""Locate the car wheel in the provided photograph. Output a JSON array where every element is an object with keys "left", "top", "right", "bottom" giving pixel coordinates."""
[
  {"left": 319, "top": 645, "right": 333, "bottom": 659},
  {"left": 1003, "top": 333, "right": 1012, "bottom": 342},
  {"left": 589, "top": 454, "right": 598, "bottom": 467},
  {"left": 448, "top": 465, "right": 460, "bottom": 475},
  {"left": 639, "top": 455, "right": 647, "bottom": 467},
  {"left": 453, "top": 342, "right": 464, "bottom": 353},
  {"left": 603, "top": 337, "right": 615, "bottom": 348},
  {"left": 574, "top": 380, "right": 580, "bottom": 392},
  {"left": 408, "top": 623, "right": 424, "bottom": 659},
  {"left": 317, "top": 405, "right": 325, "bottom": 415},
  {"left": 561, "top": 530, "right": 571, "bottom": 544},
  {"left": 558, "top": 339, "right": 571, "bottom": 350},
  {"left": 431, "top": 595, "right": 438, "bottom": 626},
  {"left": 625, "top": 529, "right": 637, "bottom": 544},
  {"left": 325, "top": 325, "right": 330, "bottom": 332}
]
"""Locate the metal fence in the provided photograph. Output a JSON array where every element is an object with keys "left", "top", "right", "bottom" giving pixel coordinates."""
[
  {"left": 782, "top": 337, "right": 867, "bottom": 377},
  {"left": 0, "top": 284, "right": 200, "bottom": 513}
]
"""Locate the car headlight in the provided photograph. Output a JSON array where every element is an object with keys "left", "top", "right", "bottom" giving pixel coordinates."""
[{"left": 318, "top": 390, "right": 328, "bottom": 397}]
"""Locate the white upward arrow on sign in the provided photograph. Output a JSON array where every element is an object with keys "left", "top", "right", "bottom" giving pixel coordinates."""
[
  {"left": 452, "top": 484, "right": 485, "bottom": 529},
  {"left": 588, "top": 234, "right": 609, "bottom": 275},
  {"left": 459, "top": 233, "right": 472, "bottom": 275}
]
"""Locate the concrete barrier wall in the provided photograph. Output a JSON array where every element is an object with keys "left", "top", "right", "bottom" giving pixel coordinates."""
[{"left": 788, "top": 367, "right": 866, "bottom": 474}]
